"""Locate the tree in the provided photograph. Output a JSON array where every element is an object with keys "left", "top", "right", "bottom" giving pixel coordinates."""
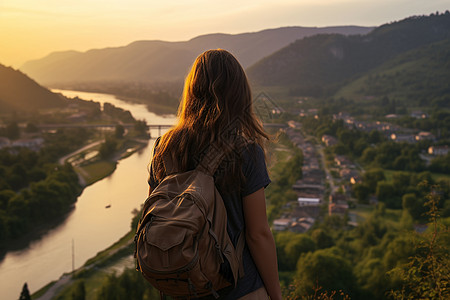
[
  {"left": 389, "top": 187, "right": 450, "bottom": 299},
  {"left": 115, "top": 125, "right": 125, "bottom": 139},
  {"left": 72, "top": 280, "right": 86, "bottom": 300},
  {"left": 19, "top": 282, "right": 31, "bottom": 300},
  {"left": 99, "top": 137, "right": 117, "bottom": 159},
  {"left": 295, "top": 248, "right": 357, "bottom": 297},
  {"left": 134, "top": 119, "right": 148, "bottom": 135},
  {"left": 402, "top": 193, "right": 425, "bottom": 221},
  {"left": 376, "top": 181, "right": 400, "bottom": 208},
  {"left": 363, "top": 168, "right": 385, "bottom": 193},
  {"left": 311, "top": 229, "right": 334, "bottom": 249},
  {"left": 5, "top": 122, "right": 20, "bottom": 140},
  {"left": 352, "top": 183, "right": 371, "bottom": 203}
]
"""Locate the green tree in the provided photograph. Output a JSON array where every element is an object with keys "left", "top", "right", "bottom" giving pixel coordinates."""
[
  {"left": 72, "top": 280, "right": 86, "bottom": 300},
  {"left": 352, "top": 183, "right": 371, "bottom": 203},
  {"left": 389, "top": 186, "right": 450, "bottom": 299},
  {"left": 376, "top": 181, "right": 400, "bottom": 208},
  {"left": 295, "top": 248, "right": 357, "bottom": 297},
  {"left": 402, "top": 193, "right": 425, "bottom": 221},
  {"left": 99, "top": 137, "right": 117, "bottom": 159},
  {"left": 19, "top": 282, "right": 31, "bottom": 300},
  {"left": 311, "top": 229, "right": 334, "bottom": 249},
  {"left": 363, "top": 168, "right": 385, "bottom": 193},
  {"left": 115, "top": 125, "right": 125, "bottom": 139}
]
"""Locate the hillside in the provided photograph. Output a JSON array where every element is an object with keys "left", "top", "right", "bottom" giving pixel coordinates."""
[
  {"left": 20, "top": 26, "right": 373, "bottom": 85},
  {"left": 335, "top": 38, "right": 450, "bottom": 108},
  {"left": 0, "top": 64, "right": 67, "bottom": 113},
  {"left": 247, "top": 13, "right": 450, "bottom": 97}
]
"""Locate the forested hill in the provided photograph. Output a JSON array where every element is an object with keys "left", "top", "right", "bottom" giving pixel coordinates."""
[
  {"left": 19, "top": 26, "right": 373, "bottom": 85},
  {"left": 0, "top": 64, "right": 67, "bottom": 113},
  {"left": 247, "top": 13, "right": 450, "bottom": 97},
  {"left": 335, "top": 38, "right": 450, "bottom": 108}
]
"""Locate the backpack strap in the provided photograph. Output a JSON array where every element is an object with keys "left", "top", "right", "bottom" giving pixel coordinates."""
[{"left": 196, "top": 144, "right": 226, "bottom": 176}]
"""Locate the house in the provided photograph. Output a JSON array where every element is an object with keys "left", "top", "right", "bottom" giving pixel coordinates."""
[
  {"left": 287, "top": 120, "right": 302, "bottom": 129},
  {"left": 290, "top": 217, "right": 315, "bottom": 233},
  {"left": 390, "top": 133, "right": 416, "bottom": 143},
  {"left": 0, "top": 137, "right": 10, "bottom": 149},
  {"left": 298, "top": 197, "right": 321, "bottom": 207},
  {"left": 415, "top": 131, "right": 435, "bottom": 141},
  {"left": 322, "top": 135, "right": 338, "bottom": 147},
  {"left": 428, "top": 146, "right": 449, "bottom": 156},
  {"left": 411, "top": 111, "right": 428, "bottom": 119},
  {"left": 273, "top": 218, "right": 292, "bottom": 231},
  {"left": 11, "top": 138, "right": 44, "bottom": 151},
  {"left": 334, "top": 155, "right": 352, "bottom": 167},
  {"left": 328, "top": 193, "right": 349, "bottom": 216}
]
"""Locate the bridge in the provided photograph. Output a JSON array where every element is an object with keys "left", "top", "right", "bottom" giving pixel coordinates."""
[
  {"left": 37, "top": 123, "right": 287, "bottom": 129},
  {"left": 37, "top": 123, "right": 173, "bottom": 136},
  {"left": 37, "top": 122, "right": 287, "bottom": 136}
]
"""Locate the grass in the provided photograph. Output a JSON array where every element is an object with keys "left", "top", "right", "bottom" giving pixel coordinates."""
[
  {"left": 75, "top": 160, "right": 116, "bottom": 186},
  {"left": 31, "top": 281, "right": 57, "bottom": 299}
]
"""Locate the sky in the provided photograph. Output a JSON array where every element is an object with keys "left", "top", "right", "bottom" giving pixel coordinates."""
[{"left": 1, "top": 0, "right": 449, "bottom": 67}]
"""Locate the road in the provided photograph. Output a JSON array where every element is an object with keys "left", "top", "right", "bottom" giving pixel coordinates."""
[{"left": 317, "top": 144, "right": 336, "bottom": 193}]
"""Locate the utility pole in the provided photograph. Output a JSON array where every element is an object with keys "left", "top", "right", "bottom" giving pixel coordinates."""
[{"left": 72, "top": 239, "right": 75, "bottom": 275}]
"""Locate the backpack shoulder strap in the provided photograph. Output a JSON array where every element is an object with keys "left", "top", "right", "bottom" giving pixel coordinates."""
[{"left": 196, "top": 144, "right": 226, "bottom": 176}]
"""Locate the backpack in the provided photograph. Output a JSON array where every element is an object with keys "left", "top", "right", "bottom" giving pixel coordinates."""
[{"left": 135, "top": 145, "right": 245, "bottom": 299}]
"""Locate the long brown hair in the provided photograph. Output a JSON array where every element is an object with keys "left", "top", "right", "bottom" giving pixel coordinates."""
[{"left": 152, "top": 49, "right": 268, "bottom": 186}]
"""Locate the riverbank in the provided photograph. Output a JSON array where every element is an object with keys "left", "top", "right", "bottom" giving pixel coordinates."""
[
  {"left": 62, "top": 136, "right": 149, "bottom": 187},
  {"left": 32, "top": 229, "right": 136, "bottom": 300}
]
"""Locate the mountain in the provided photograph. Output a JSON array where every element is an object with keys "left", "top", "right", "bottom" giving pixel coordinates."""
[
  {"left": 20, "top": 26, "right": 373, "bottom": 85},
  {"left": 247, "top": 13, "right": 450, "bottom": 97},
  {"left": 0, "top": 64, "right": 67, "bottom": 113},
  {"left": 335, "top": 38, "right": 450, "bottom": 107}
]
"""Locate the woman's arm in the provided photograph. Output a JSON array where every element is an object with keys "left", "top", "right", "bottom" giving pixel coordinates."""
[{"left": 243, "top": 188, "right": 282, "bottom": 300}]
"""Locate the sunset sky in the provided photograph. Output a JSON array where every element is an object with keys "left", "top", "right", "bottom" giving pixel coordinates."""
[{"left": 1, "top": 0, "right": 449, "bottom": 67}]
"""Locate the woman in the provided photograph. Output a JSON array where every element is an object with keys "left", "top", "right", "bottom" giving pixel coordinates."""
[{"left": 148, "top": 49, "right": 282, "bottom": 300}]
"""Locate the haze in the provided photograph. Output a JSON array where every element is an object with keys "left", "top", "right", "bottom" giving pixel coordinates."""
[{"left": 1, "top": 0, "right": 449, "bottom": 67}]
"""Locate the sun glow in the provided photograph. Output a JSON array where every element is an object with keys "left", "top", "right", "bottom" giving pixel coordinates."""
[{"left": 0, "top": 0, "right": 448, "bottom": 67}]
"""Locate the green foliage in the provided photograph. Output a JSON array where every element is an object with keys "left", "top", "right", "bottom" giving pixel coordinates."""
[
  {"left": 114, "top": 125, "right": 125, "bottom": 139},
  {"left": 40, "top": 128, "right": 95, "bottom": 163},
  {"left": 19, "top": 282, "right": 31, "bottom": 300},
  {"left": 133, "top": 120, "right": 148, "bottom": 136},
  {"left": 95, "top": 269, "right": 160, "bottom": 300},
  {"left": 429, "top": 152, "right": 450, "bottom": 174},
  {"left": 276, "top": 232, "right": 316, "bottom": 272},
  {"left": 295, "top": 248, "right": 357, "bottom": 298},
  {"left": 0, "top": 147, "right": 81, "bottom": 245},
  {"left": 103, "top": 103, "right": 134, "bottom": 123},
  {"left": 71, "top": 280, "right": 86, "bottom": 300},
  {"left": 311, "top": 229, "right": 335, "bottom": 249},
  {"left": 99, "top": 137, "right": 118, "bottom": 159},
  {"left": 250, "top": 13, "right": 450, "bottom": 105},
  {"left": 388, "top": 185, "right": 450, "bottom": 299}
]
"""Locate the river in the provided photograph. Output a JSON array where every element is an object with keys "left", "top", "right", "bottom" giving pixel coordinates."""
[{"left": 0, "top": 90, "right": 176, "bottom": 300}]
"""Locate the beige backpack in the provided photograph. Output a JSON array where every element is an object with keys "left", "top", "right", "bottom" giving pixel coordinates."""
[{"left": 135, "top": 146, "right": 245, "bottom": 299}]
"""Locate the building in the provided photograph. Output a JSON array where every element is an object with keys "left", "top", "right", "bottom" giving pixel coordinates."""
[
  {"left": 322, "top": 135, "right": 338, "bottom": 147},
  {"left": 428, "top": 146, "right": 449, "bottom": 156},
  {"left": 11, "top": 138, "right": 44, "bottom": 151},
  {"left": 273, "top": 218, "right": 292, "bottom": 231},
  {"left": 0, "top": 137, "right": 10, "bottom": 149}
]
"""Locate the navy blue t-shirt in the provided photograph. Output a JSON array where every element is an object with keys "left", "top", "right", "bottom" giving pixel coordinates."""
[{"left": 148, "top": 140, "right": 271, "bottom": 298}]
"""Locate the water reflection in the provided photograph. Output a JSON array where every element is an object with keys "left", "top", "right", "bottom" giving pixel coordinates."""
[{"left": 0, "top": 90, "right": 176, "bottom": 300}]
